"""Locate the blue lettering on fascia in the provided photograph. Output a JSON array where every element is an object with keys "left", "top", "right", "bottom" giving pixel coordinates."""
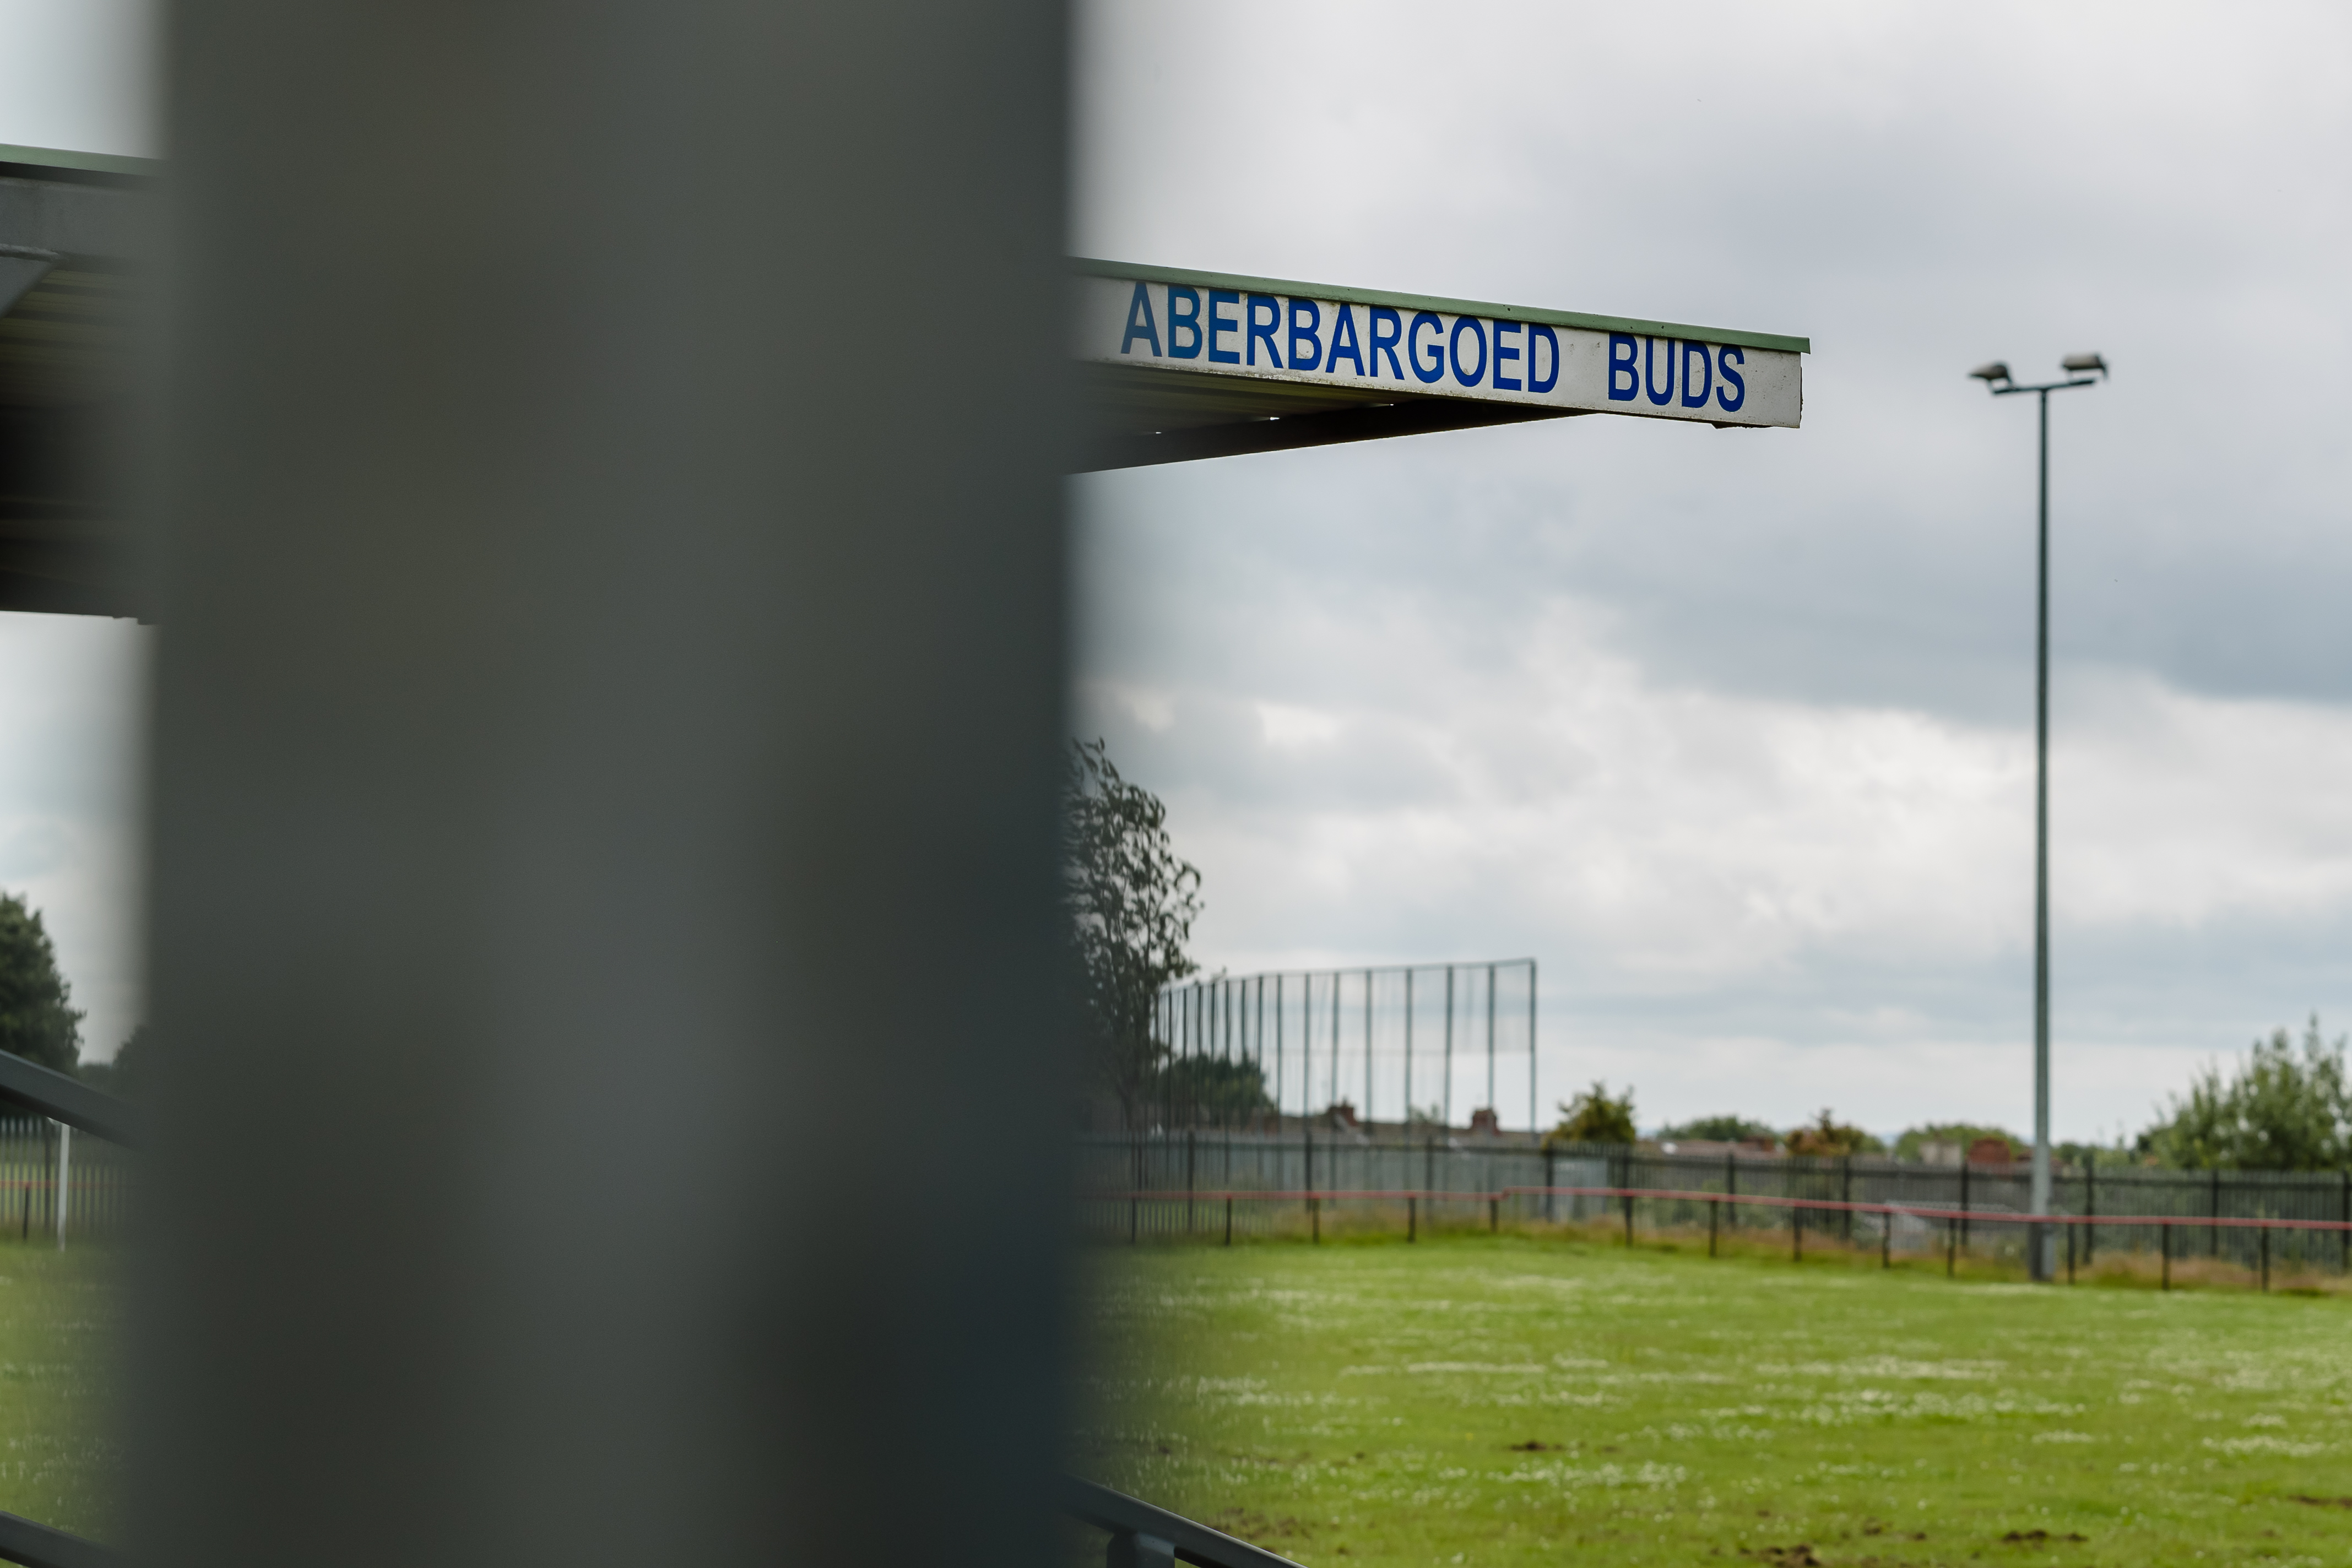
[
  {"left": 1287, "top": 299, "right": 1323, "bottom": 371},
  {"left": 1643, "top": 337, "right": 1674, "bottom": 406},
  {"left": 1449, "top": 316, "right": 1487, "bottom": 388},
  {"left": 1245, "top": 294, "right": 1282, "bottom": 367},
  {"left": 1368, "top": 308, "right": 1405, "bottom": 378},
  {"left": 1715, "top": 346, "right": 1746, "bottom": 412},
  {"left": 1120, "top": 282, "right": 1161, "bottom": 356},
  {"left": 1492, "top": 320, "right": 1522, "bottom": 390},
  {"left": 1168, "top": 287, "right": 1202, "bottom": 359},
  {"left": 1326, "top": 303, "right": 1365, "bottom": 376},
  {"left": 1680, "top": 341, "right": 1712, "bottom": 408},
  {"left": 1529, "top": 325, "right": 1558, "bottom": 393},
  {"left": 1207, "top": 290, "right": 1242, "bottom": 364},
  {"left": 1408, "top": 312, "right": 1446, "bottom": 384},
  {"left": 1607, "top": 333, "right": 1639, "bottom": 400}
]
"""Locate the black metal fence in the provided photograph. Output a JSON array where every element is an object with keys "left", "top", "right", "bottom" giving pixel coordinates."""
[{"left": 1077, "top": 1132, "right": 2352, "bottom": 1274}]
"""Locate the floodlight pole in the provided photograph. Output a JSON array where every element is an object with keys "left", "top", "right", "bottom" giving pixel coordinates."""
[{"left": 1984, "top": 365, "right": 2101, "bottom": 1282}]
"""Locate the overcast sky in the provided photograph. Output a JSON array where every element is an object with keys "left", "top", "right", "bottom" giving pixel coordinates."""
[
  {"left": 0, "top": 3, "right": 2346, "bottom": 1131},
  {"left": 0, "top": 0, "right": 153, "bottom": 1062},
  {"left": 1071, "top": 1, "right": 2352, "bottom": 1141}
]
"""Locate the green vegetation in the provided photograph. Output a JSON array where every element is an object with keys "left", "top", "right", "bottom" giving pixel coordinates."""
[
  {"left": 0, "top": 1241, "right": 121, "bottom": 1541},
  {"left": 1079, "top": 1232, "right": 2352, "bottom": 1567},
  {"left": 1065, "top": 739, "right": 1202, "bottom": 1127},
  {"left": 1890, "top": 1124, "right": 2024, "bottom": 1163},
  {"left": 2140, "top": 1017, "right": 2352, "bottom": 1170},
  {"left": 1782, "top": 1110, "right": 1884, "bottom": 1158},
  {"left": 1656, "top": 1115, "right": 1777, "bottom": 1145},
  {"left": 0, "top": 894, "right": 81, "bottom": 1075},
  {"left": 1548, "top": 1083, "right": 1636, "bottom": 1147}
]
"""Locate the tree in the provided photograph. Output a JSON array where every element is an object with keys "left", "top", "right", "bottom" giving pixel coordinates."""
[
  {"left": 1064, "top": 739, "right": 1201, "bottom": 1127},
  {"left": 2138, "top": 1017, "right": 2352, "bottom": 1171},
  {"left": 0, "top": 893, "right": 82, "bottom": 1073},
  {"left": 1782, "top": 1109, "right": 1883, "bottom": 1158},
  {"left": 1659, "top": 1114, "right": 1776, "bottom": 1144},
  {"left": 1547, "top": 1081, "right": 1636, "bottom": 1147},
  {"left": 78, "top": 1026, "right": 148, "bottom": 1099}
]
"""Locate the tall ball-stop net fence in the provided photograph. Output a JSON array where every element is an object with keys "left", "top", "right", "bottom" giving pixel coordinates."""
[{"left": 1150, "top": 959, "right": 1537, "bottom": 1135}]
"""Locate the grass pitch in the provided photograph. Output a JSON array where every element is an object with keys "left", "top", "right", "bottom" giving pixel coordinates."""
[
  {"left": 0, "top": 1241, "right": 121, "bottom": 1541},
  {"left": 1077, "top": 1229, "right": 2352, "bottom": 1568}
]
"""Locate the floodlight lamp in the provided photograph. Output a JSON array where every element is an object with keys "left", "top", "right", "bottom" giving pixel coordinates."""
[
  {"left": 1969, "top": 361, "right": 2012, "bottom": 386},
  {"left": 2060, "top": 351, "right": 2107, "bottom": 379}
]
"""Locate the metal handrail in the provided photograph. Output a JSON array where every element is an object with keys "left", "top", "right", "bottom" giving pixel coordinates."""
[
  {"left": 0, "top": 1054, "right": 137, "bottom": 1149},
  {"left": 1064, "top": 1475, "right": 1302, "bottom": 1568},
  {"left": 0, "top": 1498, "right": 115, "bottom": 1567}
]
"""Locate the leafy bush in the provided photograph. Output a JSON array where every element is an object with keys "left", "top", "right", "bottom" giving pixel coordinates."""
[
  {"left": 1782, "top": 1109, "right": 1884, "bottom": 1157},
  {"left": 2138, "top": 1017, "right": 2351, "bottom": 1170},
  {"left": 1547, "top": 1081, "right": 1636, "bottom": 1147},
  {"left": 1893, "top": 1123, "right": 2024, "bottom": 1162},
  {"left": 1656, "top": 1114, "right": 1776, "bottom": 1143}
]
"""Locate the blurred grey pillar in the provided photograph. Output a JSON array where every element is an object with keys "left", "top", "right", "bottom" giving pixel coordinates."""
[{"left": 140, "top": 5, "right": 1069, "bottom": 1567}]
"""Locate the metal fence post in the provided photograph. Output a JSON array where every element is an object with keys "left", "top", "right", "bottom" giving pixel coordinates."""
[
  {"left": 1224, "top": 1197, "right": 1233, "bottom": 1248},
  {"left": 1543, "top": 1146, "right": 1556, "bottom": 1224},
  {"left": 1185, "top": 1131, "right": 1195, "bottom": 1234},
  {"left": 2211, "top": 1168, "right": 2222, "bottom": 1258},
  {"left": 1881, "top": 1211, "right": 1891, "bottom": 1269},
  {"left": 1105, "top": 1528, "right": 1175, "bottom": 1568},
  {"left": 1622, "top": 1193, "right": 1633, "bottom": 1247},
  {"left": 1407, "top": 1196, "right": 1417, "bottom": 1244},
  {"left": 1841, "top": 1158, "right": 1852, "bottom": 1241},
  {"left": 2260, "top": 1225, "right": 2269, "bottom": 1292},
  {"left": 2161, "top": 1223, "right": 2171, "bottom": 1290},
  {"left": 1792, "top": 1204, "right": 1801, "bottom": 1263},
  {"left": 2085, "top": 1155, "right": 2096, "bottom": 1265},
  {"left": 53, "top": 1122, "right": 68, "bottom": 1252},
  {"left": 1709, "top": 1196, "right": 1720, "bottom": 1257},
  {"left": 2065, "top": 1221, "right": 2074, "bottom": 1285},
  {"left": 1947, "top": 1219, "right": 1956, "bottom": 1278}
]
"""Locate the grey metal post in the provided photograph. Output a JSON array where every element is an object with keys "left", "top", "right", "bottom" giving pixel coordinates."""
[
  {"left": 1363, "top": 969, "right": 1373, "bottom": 1126},
  {"left": 1275, "top": 974, "right": 1285, "bottom": 1126},
  {"left": 1982, "top": 358, "right": 2103, "bottom": 1283},
  {"left": 1330, "top": 970, "right": 1340, "bottom": 1111},
  {"left": 2031, "top": 384, "right": 2053, "bottom": 1281},
  {"left": 142, "top": 9, "right": 1069, "bottom": 1567},
  {"left": 1403, "top": 969, "right": 1413, "bottom": 1127},
  {"left": 1527, "top": 959, "right": 1538, "bottom": 1137},
  {"left": 1486, "top": 962, "right": 1497, "bottom": 1115},
  {"left": 1443, "top": 965, "right": 1455, "bottom": 1129}
]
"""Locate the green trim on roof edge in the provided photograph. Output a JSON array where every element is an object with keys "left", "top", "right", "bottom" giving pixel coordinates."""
[
  {"left": 0, "top": 144, "right": 162, "bottom": 181},
  {"left": 1071, "top": 257, "right": 1809, "bottom": 356}
]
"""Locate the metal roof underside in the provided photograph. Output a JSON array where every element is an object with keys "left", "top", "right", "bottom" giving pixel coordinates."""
[
  {"left": 0, "top": 145, "right": 153, "bottom": 620},
  {"left": 1082, "top": 360, "right": 1579, "bottom": 470}
]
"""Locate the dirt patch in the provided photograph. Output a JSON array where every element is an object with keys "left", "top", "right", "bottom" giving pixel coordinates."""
[
  {"left": 2290, "top": 1495, "right": 2352, "bottom": 1509},
  {"left": 1212, "top": 1509, "right": 1314, "bottom": 1543},
  {"left": 1740, "top": 1545, "right": 1823, "bottom": 1567},
  {"left": 1506, "top": 1439, "right": 1562, "bottom": 1451},
  {"left": 2000, "top": 1529, "right": 2087, "bottom": 1544}
]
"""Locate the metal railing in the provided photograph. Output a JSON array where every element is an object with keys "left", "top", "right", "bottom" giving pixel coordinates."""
[
  {"left": 0, "top": 1051, "right": 132, "bottom": 1567},
  {"left": 1064, "top": 1475, "right": 1301, "bottom": 1568},
  {"left": 1083, "top": 1182, "right": 2352, "bottom": 1292}
]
